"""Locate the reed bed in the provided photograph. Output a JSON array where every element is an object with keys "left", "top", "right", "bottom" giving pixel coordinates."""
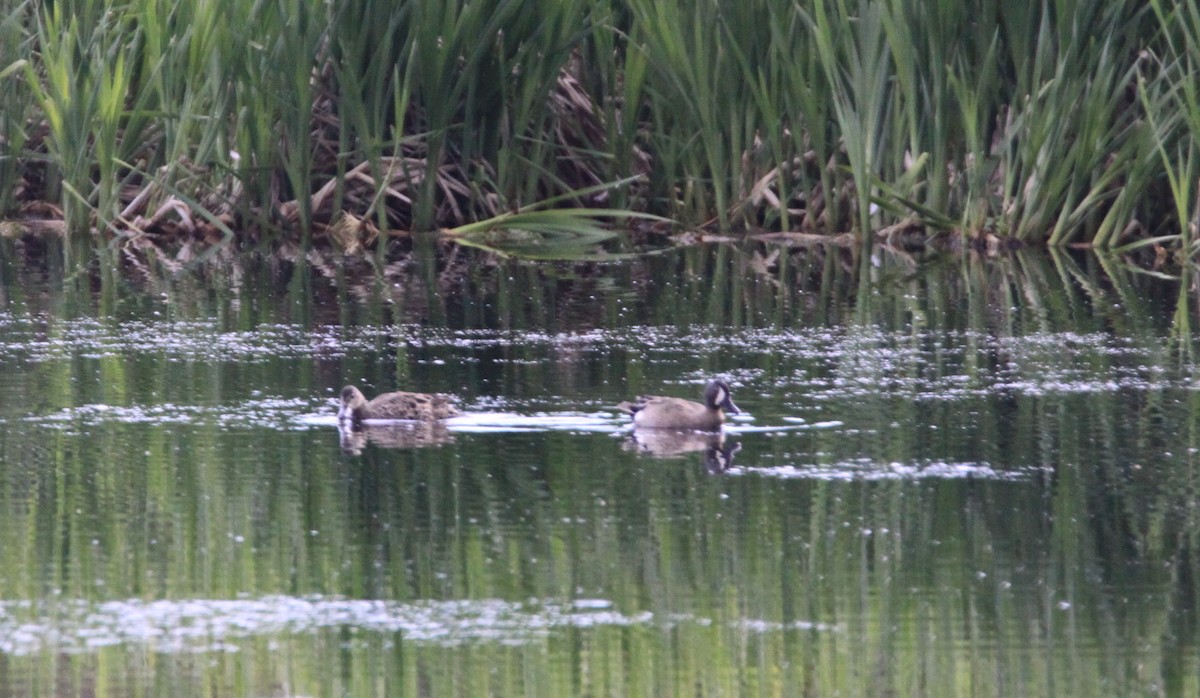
[{"left": 0, "top": 0, "right": 1196, "bottom": 257}]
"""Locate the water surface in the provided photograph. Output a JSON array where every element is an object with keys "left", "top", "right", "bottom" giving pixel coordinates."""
[{"left": 0, "top": 242, "right": 1197, "bottom": 696}]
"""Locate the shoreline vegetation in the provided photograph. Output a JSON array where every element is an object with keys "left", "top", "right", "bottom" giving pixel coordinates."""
[{"left": 1, "top": 0, "right": 1198, "bottom": 263}]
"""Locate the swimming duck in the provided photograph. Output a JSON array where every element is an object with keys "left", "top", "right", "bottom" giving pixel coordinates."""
[
  {"left": 616, "top": 379, "right": 739, "bottom": 430},
  {"left": 338, "top": 385, "right": 460, "bottom": 425}
]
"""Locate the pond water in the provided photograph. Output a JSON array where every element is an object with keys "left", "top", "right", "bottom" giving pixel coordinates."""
[{"left": 0, "top": 240, "right": 1198, "bottom": 696}]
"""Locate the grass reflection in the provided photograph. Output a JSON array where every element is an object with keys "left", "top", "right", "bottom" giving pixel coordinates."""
[{"left": 0, "top": 244, "right": 1199, "bottom": 695}]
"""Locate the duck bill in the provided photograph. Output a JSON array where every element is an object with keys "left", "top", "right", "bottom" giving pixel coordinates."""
[{"left": 722, "top": 397, "right": 740, "bottom": 415}]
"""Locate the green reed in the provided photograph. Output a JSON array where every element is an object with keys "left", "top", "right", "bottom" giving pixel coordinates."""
[
  {"left": 0, "top": 0, "right": 32, "bottom": 218},
  {"left": 627, "top": 0, "right": 739, "bottom": 228},
  {"left": 810, "top": 0, "right": 893, "bottom": 243},
  {"left": 328, "top": 0, "right": 409, "bottom": 228},
  {"left": 1145, "top": 0, "right": 1200, "bottom": 255},
  {"left": 4, "top": 0, "right": 1200, "bottom": 254},
  {"left": 22, "top": 0, "right": 134, "bottom": 234}
]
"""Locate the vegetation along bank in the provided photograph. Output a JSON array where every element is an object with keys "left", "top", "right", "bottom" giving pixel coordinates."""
[{"left": 1, "top": 0, "right": 1198, "bottom": 260}]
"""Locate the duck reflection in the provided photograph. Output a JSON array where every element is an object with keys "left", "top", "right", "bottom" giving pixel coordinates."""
[
  {"left": 623, "top": 429, "right": 741, "bottom": 474},
  {"left": 338, "top": 422, "right": 455, "bottom": 455},
  {"left": 703, "top": 440, "right": 741, "bottom": 474}
]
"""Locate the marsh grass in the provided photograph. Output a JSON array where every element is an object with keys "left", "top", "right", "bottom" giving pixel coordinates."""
[
  {"left": 22, "top": 0, "right": 133, "bottom": 234},
  {"left": 0, "top": 1, "right": 32, "bottom": 218},
  {"left": 1144, "top": 0, "right": 1200, "bottom": 256},
  {"left": 1, "top": 0, "right": 1198, "bottom": 259}
]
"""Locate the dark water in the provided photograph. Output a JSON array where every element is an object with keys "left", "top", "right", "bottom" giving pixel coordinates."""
[{"left": 1, "top": 241, "right": 1198, "bottom": 696}]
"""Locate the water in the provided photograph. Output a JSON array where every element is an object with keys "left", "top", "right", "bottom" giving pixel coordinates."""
[{"left": 0, "top": 242, "right": 1198, "bottom": 696}]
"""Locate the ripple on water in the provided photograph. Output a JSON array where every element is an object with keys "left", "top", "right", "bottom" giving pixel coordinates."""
[
  {"left": 728, "top": 458, "right": 1038, "bottom": 482},
  {"left": 28, "top": 398, "right": 320, "bottom": 432},
  {"left": 29, "top": 401, "right": 629, "bottom": 435},
  {"left": 2, "top": 320, "right": 1190, "bottom": 435},
  {"left": 0, "top": 596, "right": 836, "bottom": 655}
]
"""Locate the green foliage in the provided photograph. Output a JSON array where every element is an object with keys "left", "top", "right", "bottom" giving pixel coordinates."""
[
  {"left": 1143, "top": 0, "right": 1200, "bottom": 255},
  {"left": 0, "top": 1, "right": 32, "bottom": 217},
  {"left": 1, "top": 0, "right": 1200, "bottom": 253},
  {"left": 22, "top": 0, "right": 139, "bottom": 234}
]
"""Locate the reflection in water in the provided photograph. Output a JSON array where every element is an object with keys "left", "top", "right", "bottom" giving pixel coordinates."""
[
  {"left": 725, "top": 457, "right": 1033, "bottom": 481},
  {"left": 704, "top": 440, "right": 741, "bottom": 474},
  {"left": 3, "top": 596, "right": 750, "bottom": 655},
  {"left": 1, "top": 243, "right": 1199, "bottom": 696},
  {"left": 625, "top": 427, "right": 725, "bottom": 456},
  {"left": 338, "top": 422, "right": 455, "bottom": 454},
  {"left": 622, "top": 428, "right": 742, "bottom": 474}
]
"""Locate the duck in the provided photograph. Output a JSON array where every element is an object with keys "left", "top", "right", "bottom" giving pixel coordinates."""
[
  {"left": 616, "top": 379, "right": 739, "bottom": 430},
  {"left": 338, "top": 385, "right": 460, "bottom": 425}
]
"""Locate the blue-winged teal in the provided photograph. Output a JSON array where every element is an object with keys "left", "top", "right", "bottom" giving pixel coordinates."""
[
  {"left": 338, "top": 385, "right": 461, "bottom": 425},
  {"left": 616, "top": 379, "right": 739, "bottom": 430}
]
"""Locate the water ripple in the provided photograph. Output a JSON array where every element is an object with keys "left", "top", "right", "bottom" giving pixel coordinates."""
[
  {"left": 0, "top": 596, "right": 834, "bottom": 656},
  {"left": 729, "top": 458, "right": 1037, "bottom": 481}
]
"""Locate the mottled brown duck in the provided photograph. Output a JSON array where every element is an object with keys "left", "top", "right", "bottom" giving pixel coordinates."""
[{"left": 338, "top": 385, "right": 460, "bottom": 425}]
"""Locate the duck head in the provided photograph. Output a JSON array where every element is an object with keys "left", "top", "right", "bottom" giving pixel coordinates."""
[
  {"left": 338, "top": 385, "right": 367, "bottom": 421},
  {"left": 704, "top": 379, "right": 740, "bottom": 415}
]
